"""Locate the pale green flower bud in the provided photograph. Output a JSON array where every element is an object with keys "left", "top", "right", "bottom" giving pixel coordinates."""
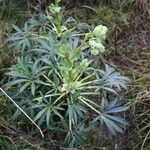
[
  {"left": 89, "top": 39, "right": 102, "bottom": 49},
  {"left": 49, "top": 4, "right": 61, "bottom": 14},
  {"left": 89, "top": 39, "right": 105, "bottom": 55},
  {"left": 98, "top": 43, "right": 105, "bottom": 53},
  {"left": 89, "top": 39, "right": 97, "bottom": 48},
  {"left": 91, "top": 49, "right": 99, "bottom": 56},
  {"left": 93, "top": 25, "right": 108, "bottom": 40},
  {"left": 80, "top": 59, "right": 90, "bottom": 68},
  {"left": 60, "top": 26, "right": 67, "bottom": 32}
]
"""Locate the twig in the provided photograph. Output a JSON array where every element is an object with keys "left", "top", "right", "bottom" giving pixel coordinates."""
[{"left": 0, "top": 87, "right": 44, "bottom": 138}]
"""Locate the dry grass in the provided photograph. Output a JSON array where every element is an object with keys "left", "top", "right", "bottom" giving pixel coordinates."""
[{"left": 107, "top": 11, "right": 150, "bottom": 149}]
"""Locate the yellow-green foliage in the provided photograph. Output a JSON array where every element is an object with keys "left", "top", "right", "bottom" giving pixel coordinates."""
[
  {"left": 0, "top": 20, "right": 13, "bottom": 33},
  {"left": 89, "top": 5, "right": 130, "bottom": 27}
]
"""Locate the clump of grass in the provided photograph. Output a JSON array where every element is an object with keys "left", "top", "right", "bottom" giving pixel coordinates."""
[
  {"left": 0, "top": 30, "right": 16, "bottom": 80},
  {"left": 0, "top": 21, "right": 14, "bottom": 33},
  {"left": 106, "top": 10, "right": 150, "bottom": 149},
  {"left": 88, "top": 5, "right": 130, "bottom": 27}
]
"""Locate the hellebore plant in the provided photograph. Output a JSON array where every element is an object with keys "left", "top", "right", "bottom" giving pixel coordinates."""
[{"left": 6, "top": 0, "right": 129, "bottom": 148}]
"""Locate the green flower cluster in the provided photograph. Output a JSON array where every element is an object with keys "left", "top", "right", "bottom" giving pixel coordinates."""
[
  {"left": 89, "top": 25, "right": 108, "bottom": 56},
  {"left": 93, "top": 25, "right": 108, "bottom": 40}
]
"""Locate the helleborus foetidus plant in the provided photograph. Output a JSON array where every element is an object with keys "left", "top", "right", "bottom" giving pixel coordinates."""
[{"left": 6, "top": 1, "right": 129, "bottom": 148}]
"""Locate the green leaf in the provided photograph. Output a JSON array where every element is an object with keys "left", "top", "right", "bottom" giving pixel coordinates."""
[
  {"left": 107, "top": 106, "right": 129, "bottom": 113},
  {"left": 53, "top": 108, "right": 63, "bottom": 118},
  {"left": 46, "top": 111, "right": 51, "bottom": 128},
  {"left": 34, "top": 108, "right": 47, "bottom": 122},
  {"left": 69, "top": 48, "right": 81, "bottom": 60},
  {"left": 31, "top": 82, "right": 36, "bottom": 95},
  {"left": 20, "top": 82, "right": 31, "bottom": 92},
  {"left": 6, "top": 79, "right": 28, "bottom": 86},
  {"left": 101, "top": 115, "right": 124, "bottom": 135},
  {"left": 56, "top": 44, "right": 68, "bottom": 57},
  {"left": 104, "top": 114, "right": 129, "bottom": 126}
]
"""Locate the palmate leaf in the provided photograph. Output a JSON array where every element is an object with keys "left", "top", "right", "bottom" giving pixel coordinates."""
[
  {"left": 63, "top": 17, "right": 77, "bottom": 28},
  {"left": 64, "top": 122, "right": 89, "bottom": 148},
  {"left": 92, "top": 114, "right": 128, "bottom": 135},
  {"left": 8, "top": 23, "right": 33, "bottom": 52},
  {"left": 35, "top": 35, "right": 55, "bottom": 57},
  {"left": 33, "top": 98, "right": 64, "bottom": 126},
  {"left": 6, "top": 58, "right": 44, "bottom": 95},
  {"left": 101, "top": 98, "right": 129, "bottom": 113},
  {"left": 92, "top": 98, "right": 129, "bottom": 135},
  {"left": 96, "top": 64, "right": 129, "bottom": 92},
  {"left": 28, "top": 14, "right": 49, "bottom": 33},
  {"left": 104, "top": 114, "right": 129, "bottom": 126},
  {"left": 67, "top": 102, "right": 86, "bottom": 125},
  {"left": 101, "top": 115, "right": 124, "bottom": 135}
]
